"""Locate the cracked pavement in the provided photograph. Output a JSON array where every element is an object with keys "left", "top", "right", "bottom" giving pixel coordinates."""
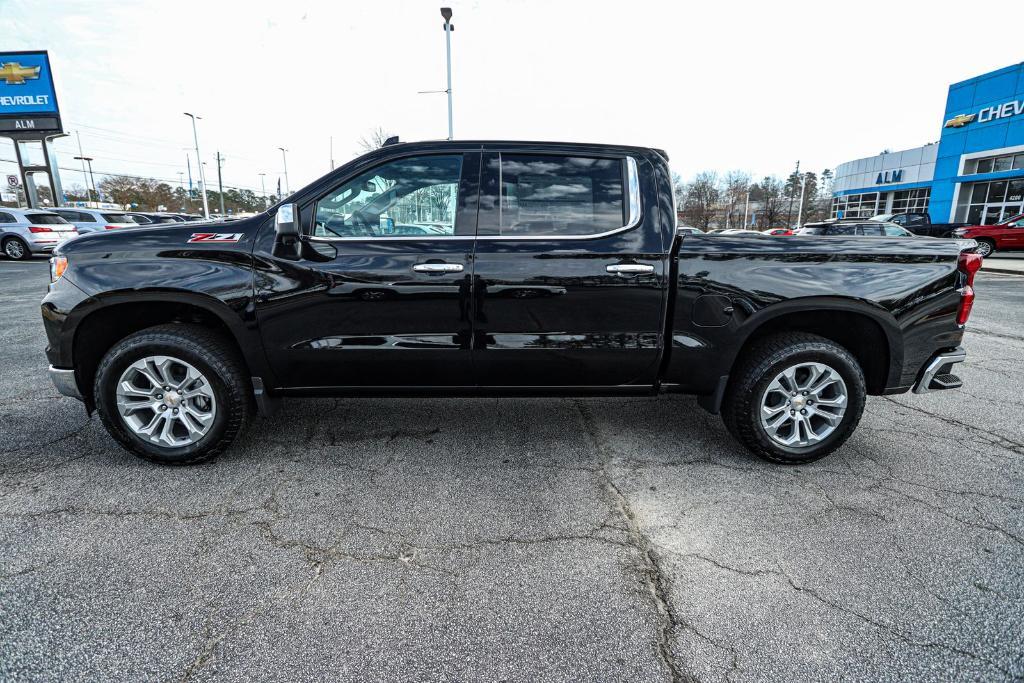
[{"left": 1, "top": 260, "right": 1022, "bottom": 682}]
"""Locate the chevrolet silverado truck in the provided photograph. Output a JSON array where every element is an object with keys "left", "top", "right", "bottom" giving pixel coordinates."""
[{"left": 41, "top": 140, "right": 981, "bottom": 466}]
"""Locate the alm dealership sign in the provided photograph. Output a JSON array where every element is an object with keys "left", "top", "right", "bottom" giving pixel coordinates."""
[
  {"left": 0, "top": 51, "right": 62, "bottom": 135},
  {"left": 945, "top": 98, "right": 1024, "bottom": 128}
]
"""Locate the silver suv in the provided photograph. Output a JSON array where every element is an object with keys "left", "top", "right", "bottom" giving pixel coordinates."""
[
  {"left": 50, "top": 208, "right": 138, "bottom": 234},
  {"left": 0, "top": 209, "right": 79, "bottom": 260}
]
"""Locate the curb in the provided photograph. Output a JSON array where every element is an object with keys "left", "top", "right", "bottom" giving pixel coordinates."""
[{"left": 982, "top": 267, "right": 1024, "bottom": 276}]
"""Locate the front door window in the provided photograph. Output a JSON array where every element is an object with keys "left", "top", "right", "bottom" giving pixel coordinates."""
[{"left": 313, "top": 155, "right": 463, "bottom": 238}]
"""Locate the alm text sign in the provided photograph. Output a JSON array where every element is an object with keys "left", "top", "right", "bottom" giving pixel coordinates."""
[{"left": 0, "top": 51, "right": 62, "bottom": 134}]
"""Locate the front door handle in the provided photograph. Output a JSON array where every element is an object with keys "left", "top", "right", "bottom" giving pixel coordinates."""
[
  {"left": 606, "top": 263, "right": 654, "bottom": 274},
  {"left": 413, "top": 262, "right": 464, "bottom": 273}
]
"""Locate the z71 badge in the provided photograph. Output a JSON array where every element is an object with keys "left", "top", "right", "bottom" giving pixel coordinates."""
[{"left": 187, "top": 232, "right": 244, "bottom": 243}]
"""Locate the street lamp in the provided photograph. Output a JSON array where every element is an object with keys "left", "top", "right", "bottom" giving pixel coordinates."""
[
  {"left": 278, "top": 147, "right": 290, "bottom": 195},
  {"left": 258, "top": 172, "right": 268, "bottom": 208},
  {"left": 441, "top": 7, "right": 454, "bottom": 140},
  {"left": 73, "top": 155, "right": 97, "bottom": 204},
  {"left": 184, "top": 112, "right": 211, "bottom": 219},
  {"left": 795, "top": 173, "right": 809, "bottom": 228}
]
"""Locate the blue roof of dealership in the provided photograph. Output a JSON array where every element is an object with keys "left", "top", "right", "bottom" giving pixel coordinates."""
[{"left": 832, "top": 62, "right": 1024, "bottom": 224}]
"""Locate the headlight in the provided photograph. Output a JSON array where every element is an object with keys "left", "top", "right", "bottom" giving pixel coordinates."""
[
  {"left": 49, "top": 256, "right": 68, "bottom": 283},
  {"left": 952, "top": 228, "right": 967, "bottom": 236}
]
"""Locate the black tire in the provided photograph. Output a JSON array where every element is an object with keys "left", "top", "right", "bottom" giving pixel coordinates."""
[
  {"left": 2, "top": 236, "right": 30, "bottom": 260},
  {"left": 94, "top": 324, "right": 251, "bottom": 465},
  {"left": 722, "top": 333, "right": 866, "bottom": 464},
  {"left": 975, "top": 239, "right": 995, "bottom": 257}
]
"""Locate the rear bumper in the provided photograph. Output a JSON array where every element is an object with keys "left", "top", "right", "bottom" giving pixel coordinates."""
[
  {"left": 49, "top": 366, "right": 83, "bottom": 400},
  {"left": 913, "top": 347, "right": 966, "bottom": 394}
]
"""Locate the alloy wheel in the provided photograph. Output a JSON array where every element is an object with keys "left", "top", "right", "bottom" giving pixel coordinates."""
[
  {"left": 760, "top": 362, "right": 848, "bottom": 448},
  {"left": 115, "top": 355, "right": 217, "bottom": 448}
]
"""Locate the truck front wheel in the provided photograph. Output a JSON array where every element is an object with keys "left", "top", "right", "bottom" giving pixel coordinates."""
[
  {"left": 93, "top": 324, "right": 252, "bottom": 465},
  {"left": 722, "top": 333, "right": 866, "bottom": 464}
]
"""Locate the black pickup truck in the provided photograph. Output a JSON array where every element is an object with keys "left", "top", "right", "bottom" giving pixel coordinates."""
[{"left": 41, "top": 140, "right": 980, "bottom": 466}]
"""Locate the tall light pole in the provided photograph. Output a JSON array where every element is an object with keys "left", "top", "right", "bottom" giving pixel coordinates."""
[
  {"left": 743, "top": 190, "right": 751, "bottom": 229},
  {"left": 73, "top": 156, "right": 97, "bottom": 204},
  {"left": 258, "top": 173, "right": 268, "bottom": 208},
  {"left": 441, "top": 7, "right": 454, "bottom": 140},
  {"left": 278, "top": 147, "right": 290, "bottom": 195},
  {"left": 74, "top": 131, "right": 90, "bottom": 201},
  {"left": 796, "top": 173, "right": 808, "bottom": 228},
  {"left": 184, "top": 113, "right": 211, "bottom": 219}
]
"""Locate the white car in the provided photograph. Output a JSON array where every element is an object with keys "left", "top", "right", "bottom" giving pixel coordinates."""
[
  {"left": 0, "top": 208, "right": 79, "bottom": 260},
  {"left": 50, "top": 208, "right": 138, "bottom": 234}
]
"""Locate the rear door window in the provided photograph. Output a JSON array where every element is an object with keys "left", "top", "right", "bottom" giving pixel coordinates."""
[
  {"left": 479, "top": 153, "right": 628, "bottom": 237},
  {"left": 858, "top": 224, "right": 883, "bottom": 236},
  {"left": 825, "top": 224, "right": 857, "bottom": 235},
  {"left": 0, "top": 212, "right": 14, "bottom": 223}
]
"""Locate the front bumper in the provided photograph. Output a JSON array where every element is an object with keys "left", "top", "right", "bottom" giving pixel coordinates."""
[
  {"left": 49, "top": 366, "right": 83, "bottom": 400},
  {"left": 913, "top": 347, "right": 966, "bottom": 394}
]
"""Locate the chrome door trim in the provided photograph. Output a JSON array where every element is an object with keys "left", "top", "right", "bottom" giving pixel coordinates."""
[{"left": 306, "top": 156, "right": 643, "bottom": 243}]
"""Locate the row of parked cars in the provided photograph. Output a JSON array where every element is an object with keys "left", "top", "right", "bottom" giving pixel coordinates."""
[
  {"left": 0, "top": 208, "right": 205, "bottom": 260},
  {"left": 680, "top": 211, "right": 1024, "bottom": 255}
]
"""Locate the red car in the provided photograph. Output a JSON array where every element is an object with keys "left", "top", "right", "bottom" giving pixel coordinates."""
[
  {"left": 953, "top": 213, "right": 1024, "bottom": 257},
  {"left": 767, "top": 228, "right": 794, "bottom": 236}
]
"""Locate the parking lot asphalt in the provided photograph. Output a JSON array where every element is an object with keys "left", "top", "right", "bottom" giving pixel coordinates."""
[{"left": 1, "top": 258, "right": 1022, "bottom": 682}]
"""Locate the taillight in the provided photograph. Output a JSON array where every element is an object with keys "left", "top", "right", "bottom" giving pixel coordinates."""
[
  {"left": 956, "top": 252, "right": 983, "bottom": 325},
  {"left": 29, "top": 226, "right": 53, "bottom": 233},
  {"left": 104, "top": 225, "right": 119, "bottom": 230}
]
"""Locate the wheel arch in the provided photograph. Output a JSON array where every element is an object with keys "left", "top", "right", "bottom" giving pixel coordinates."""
[
  {"left": 729, "top": 298, "right": 901, "bottom": 396},
  {"left": 68, "top": 290, "right": 270, "bottom": 408}
]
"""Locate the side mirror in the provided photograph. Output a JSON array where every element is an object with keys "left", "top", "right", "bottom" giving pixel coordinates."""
[{"left": 275, "top": 203, "right": 299, "bottom": 237}]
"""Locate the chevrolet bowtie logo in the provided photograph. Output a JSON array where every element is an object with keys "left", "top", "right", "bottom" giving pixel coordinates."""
[
  {"left": 0, "top": 62, "right": 41, "bottom": 85},
  {"left": 944, "top": 113, "right": 976, "bottom": 128}
]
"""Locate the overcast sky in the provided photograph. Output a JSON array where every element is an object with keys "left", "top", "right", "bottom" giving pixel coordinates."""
[{"left": 2, "top": 0, "right": 1023, "bottom": 197}]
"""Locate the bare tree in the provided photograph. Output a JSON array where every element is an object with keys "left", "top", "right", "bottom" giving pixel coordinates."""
[
  {"left": 358, "top": 126, "right": 395, "bottom": 153},
  {"left": 424, "top": 184, "right": 453, "bottom": 221},
  {"left": 722, "top": 170, "right": 752, "bottom": 228},
  {"left": 681, "top": 171, "right": 720, "bottom": 230},
  {"left": 755, "top": 176, "right": 785, "bottom": 229}
]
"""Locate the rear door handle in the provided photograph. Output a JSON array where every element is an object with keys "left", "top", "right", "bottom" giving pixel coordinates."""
[
  {"left": 413, "top": 262, "right": 464, "bottom": 273},
  {"left": 606, "top": 263, "right": 654, "bottom": 274}
]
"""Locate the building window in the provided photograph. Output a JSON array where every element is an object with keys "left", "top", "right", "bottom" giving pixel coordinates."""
[
  {"left": 954, "top": 179, "right": 1024, "bottom": 224},
  {"left": 964, "top": 153, "right": 1024, "bottom": 175},
  {"left": 890, "top": 188, "right": 930, "bottom": 215},
  {"left": 830, "top": 191, "right": 880, "bottom": 218}
]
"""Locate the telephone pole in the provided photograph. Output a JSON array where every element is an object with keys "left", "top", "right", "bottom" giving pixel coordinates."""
[
  {"left": 216, "top": 151, "right": 225, "bottom": 215},
  {"left": 441, "top": 7, "right": 454, "bottom": 140}
]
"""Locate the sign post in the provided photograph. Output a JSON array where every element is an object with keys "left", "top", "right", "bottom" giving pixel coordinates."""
[{"left": 0, "top": 50, "right": 65, "bottom": 209}]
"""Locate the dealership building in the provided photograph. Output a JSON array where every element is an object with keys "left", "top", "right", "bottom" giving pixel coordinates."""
[{"left": 831, "top": 62, "right": 1024, "bottom": 225}]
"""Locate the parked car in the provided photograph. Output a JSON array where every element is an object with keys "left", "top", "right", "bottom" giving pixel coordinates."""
[
  {"left": 798, "top": 220, "right": 915, "bottom": 237},
  {"left": 127, "top": 212, "right": 186, "bottom": 225},
  {"left": 677, "top": 225, "right": 704, "bottom": 235},
  {"left": 49, "top": 208, "right": 138, "bottom": 234},
  {"left": 0, "top": 209, "right": 78, "bottom": 260},
  {"left": 952, "top": 213, "right": 1024, "bottom": 256},
  {"left": 717, "top": 229, "right": 763, "bottom": 236},
  {"left": 869, "top": 212, "right": 968, "bottom": 238},
  {"left": 767, "top": 228, "right": 793, "bottom": 236},
  {"left": 43, "top": 139, "right": 978, "bottom": 467}
]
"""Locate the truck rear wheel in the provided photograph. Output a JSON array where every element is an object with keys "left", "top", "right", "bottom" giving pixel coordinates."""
[
  {"left": 93, "top": 324, "right": 251, "bottom": 465},
  {"left": 722, "top": 333, "right": 866, "bottom": 464}
]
